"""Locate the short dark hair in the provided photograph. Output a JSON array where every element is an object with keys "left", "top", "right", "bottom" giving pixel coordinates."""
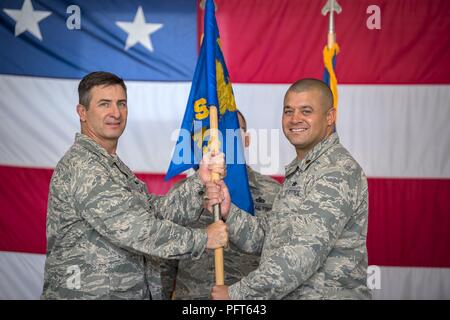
[
  {"left": 285, "top": 78, "right": 333, "bottom": 111},
  {"left": 236, "top": 109, "right": 247, "bottom": 132},
  {"left": 78, "top": 71, "right": 127, "bottom": 108}
]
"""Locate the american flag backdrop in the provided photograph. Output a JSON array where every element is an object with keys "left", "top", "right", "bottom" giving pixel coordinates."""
[{"left": 0, "top": 0, "right": 449, "bottom": 299}]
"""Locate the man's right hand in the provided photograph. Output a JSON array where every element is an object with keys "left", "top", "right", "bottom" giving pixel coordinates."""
[
  {"left": 204, "top": 180, "right": 231, "bottom": 220},
  {"left": 198, "top": 151, "right": 226, "bottom": 185},
  {"left": 206, "top": 220, "right": 228, "bottom": 249}
]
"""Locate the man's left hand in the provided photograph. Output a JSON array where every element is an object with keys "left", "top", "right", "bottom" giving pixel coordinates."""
[
  {"left": 211, "top": 285, "right": 230, "bottom": 300},
  {"left": 204, "top": 180, "right": 231, "bottom": 219}
]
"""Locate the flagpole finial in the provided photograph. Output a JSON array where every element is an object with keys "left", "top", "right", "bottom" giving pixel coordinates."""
[
  {"left": 321, "top": 0, "right": 342, "bottom": 48},
  {"left": 321, "top": 0, "right": 342, "bottom": 33}
]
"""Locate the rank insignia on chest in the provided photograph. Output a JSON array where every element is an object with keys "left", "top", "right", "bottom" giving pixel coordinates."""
[{"left": 255, "top": 197, "right": 266, "bottom": 203}]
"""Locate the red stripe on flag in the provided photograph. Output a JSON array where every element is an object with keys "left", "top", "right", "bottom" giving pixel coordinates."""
[
  {"left": 367, "top": 178, "right": 450, "bottom": 268},
  {"left": 0, "top": 165, "right": 52, "bottom": 254},
  {"left": 201, "top": 0, "right": 450, "bottom": 84},
  {"left": 1, "top": 166, "right": 449, "bottom": 269},
  {"left": 0, "top": 166, "right": 187, "bottom": 254},
  {"left": 135, "top": 172, "right": 187, "bottom": 195}
]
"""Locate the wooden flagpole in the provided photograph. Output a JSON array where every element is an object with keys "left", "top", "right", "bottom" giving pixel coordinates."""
[{"left": 209, "top": 105, "right": 225, "bottom": 285}]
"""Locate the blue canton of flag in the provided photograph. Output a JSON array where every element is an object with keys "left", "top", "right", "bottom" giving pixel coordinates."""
[
  {"left": 165, "top": 0, "right": 254, "bottom": 215},
  {"left": 0, "top": 0, "right": 197, "bottom": 80}
]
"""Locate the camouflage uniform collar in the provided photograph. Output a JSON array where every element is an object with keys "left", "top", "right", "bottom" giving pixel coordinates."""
[
  {"left": 75, "top": 133, "right": 128, "bottom": 173},
  {"left": 75, "top": 133, "right": 112, "bottom": 159},
  {"left": 285, "top": 132, "right": 339, "bottom": 177},
  {"left": 285, "top": 157, "right": 301, "bottom": 177}
]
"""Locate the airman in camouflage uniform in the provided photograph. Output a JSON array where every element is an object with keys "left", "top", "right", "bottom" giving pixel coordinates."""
[
  {"left": 160, "top": 166, "right": 280, "bottom": 300},
  {"left": 41, "top": 72, "right": 228, "bottom": 299},
  {"left": 209, "top": 79, "right": 371, "bottom": 299}
]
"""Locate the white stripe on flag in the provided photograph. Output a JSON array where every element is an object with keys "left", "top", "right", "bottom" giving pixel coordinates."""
[
  {"left": 0, "top": 251, "right": 46, "bottom": 300},
  {"left": 1, "top": 75, "right": 450, "bottom": 177},
  {"left": 372, "top": 266, "right": 450, "bottom": 300}
]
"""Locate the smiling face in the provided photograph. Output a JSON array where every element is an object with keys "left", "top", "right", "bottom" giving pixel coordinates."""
[
  {"left": 77, "top": 84, "right": 127, "bottom": 154},
  {"left": 282, "top": 88, "right": 335, "bottom": 159}
]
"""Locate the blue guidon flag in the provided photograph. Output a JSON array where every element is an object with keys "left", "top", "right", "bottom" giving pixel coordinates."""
[{"left": 165, "top": 0, "right": 254, "bottom": 215}]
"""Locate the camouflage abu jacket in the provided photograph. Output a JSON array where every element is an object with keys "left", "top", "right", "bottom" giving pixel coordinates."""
[
  {"left": 42, "top": 133, "right": 207, "bottom": 300},
  {"left": 160, "top": 167, "right": 281, "bottom": 299},
  {"left": 226, "top": 133, "right": 371, "bottom": 299}
]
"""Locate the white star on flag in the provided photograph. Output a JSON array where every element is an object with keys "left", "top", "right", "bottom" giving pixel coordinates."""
[
  {"left": 116, "top": 6, "right": 163, "bottom": 53},
  {"left": 3, "top": 0, "right": 51, "bottom": 41}
]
